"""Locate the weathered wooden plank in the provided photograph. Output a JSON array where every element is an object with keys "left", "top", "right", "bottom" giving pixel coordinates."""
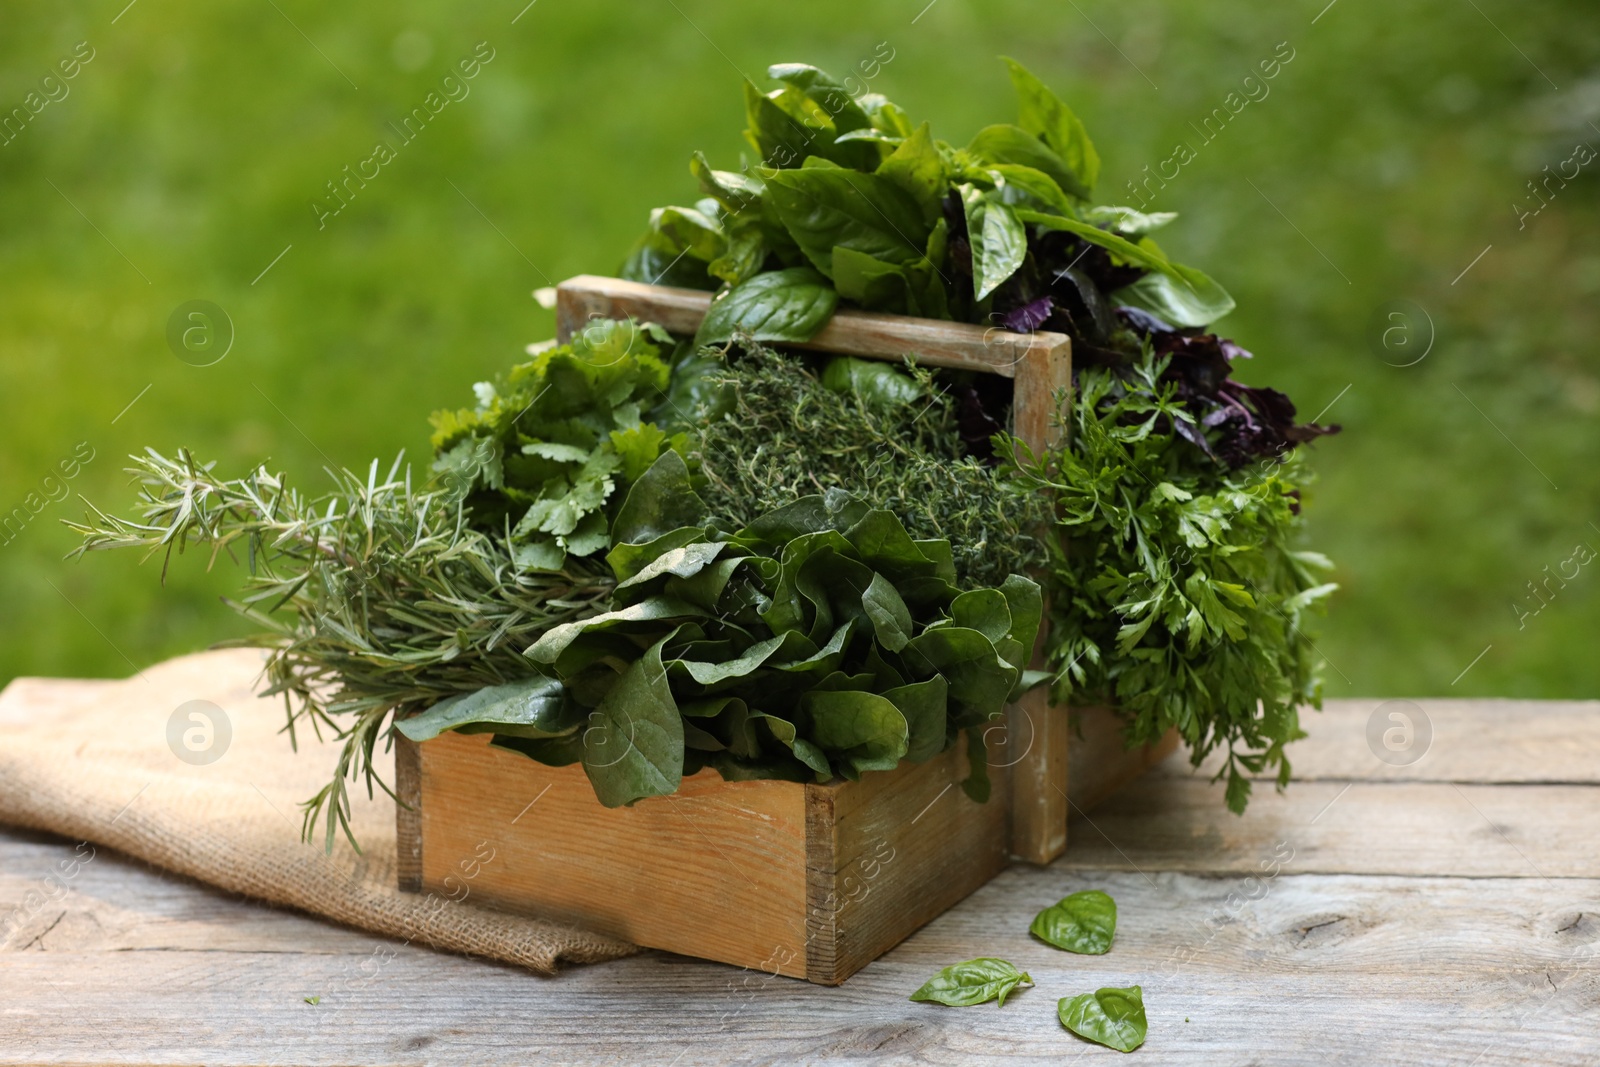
[
  {"left": 5, "top": 829, "right": 1597, "bottom": 1066},
  {"left": 1062, "top": 769, "right": 1600, "bottom": 879},
  {"left": 1167, "top": 697, "right": 1600, "bottom": 784},
  {"left": 554, "top": 273, "right": 1072, "bottom": 379}
]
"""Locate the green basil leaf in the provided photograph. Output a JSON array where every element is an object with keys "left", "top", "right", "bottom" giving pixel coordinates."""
[
  {"left": 961, "top": 185, "right": 1027, "bottom": 301},
  {"left": 820, "top": 355, "right": 922, "bottom": 410},
  {"left": 877, "top": 122, "right": 948, "bottom": 223},
  {"left": 1082, "top": 203, "right": 1179, "bottom": 234},
  {"left": 691, "top": 149, "right": 764, "bottom": 214},
  {"left": 987, "top": 163, "right": 1075, "bottom": 217},
  {"left": 1057, "top": 985, "right": 1147, "bottom": 1052},
  {"left": 1110, "top": 266, "right": 1236, "bottom": 328},
  {"left": 649, "top": 205, "right": 724, "bottom": 262},
  {"left": 742, "top": 79, "right": 817, "bottom": 169},
  {"left": 695, "top": 267, "right": 839, "bottom": 346},
  {"left": 396, "top": 675, "right": 576, "bottom": 742},
  {"left": 767, "top": 62, "right": 873, "bottom": 133},
  {"left": 581, "top": 634, "right": 685, "bottom": 807},
  {"left": 830, "top": 248, "right": 914, "bottom": 312},
  {"left": 966, "top": 124, "right": 1084, "bottom": 204},
  {"left": 1030, "top": 889, "right": 1117, "bottom": 954},
  {"left": 909, "top": 957, "right": 1033, "bottom": 1007},
  {"left": 1001, "top": 57, "right": 1100, "bottom": 198},
  {"left": 858, "top": 92, "right": 916, "bottom": 138},
  {"left": 764, "top": 166, "right": 930, "bottom": 277}
]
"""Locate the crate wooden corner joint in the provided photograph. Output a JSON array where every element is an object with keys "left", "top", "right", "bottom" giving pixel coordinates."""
[{"left": 395, "top": 274, "right": 1178, "bottom": 984}]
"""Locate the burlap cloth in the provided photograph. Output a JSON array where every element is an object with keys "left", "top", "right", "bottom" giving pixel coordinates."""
[{"left": 0, "top": 647, "right": 635, "bottom": 973}]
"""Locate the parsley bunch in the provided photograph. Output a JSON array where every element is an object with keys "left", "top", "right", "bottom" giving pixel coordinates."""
[{"left": 1004, "top": 358, "right": 1337, "bottom": 811}]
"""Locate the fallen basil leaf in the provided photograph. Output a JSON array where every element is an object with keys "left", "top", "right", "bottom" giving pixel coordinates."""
[
  {"left": 1058, "top": 985, "right": 1147, "bottom": 1052},
  {"left": 909, "top": 957, "right": 1033, "bottom": 1007},
  {"left": 1030, "top": 889, "right": 1117, "bottom": 954}
]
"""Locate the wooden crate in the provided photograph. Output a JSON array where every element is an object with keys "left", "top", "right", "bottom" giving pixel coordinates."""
[{"left": 395, "top": 275, "right": 1177, "bottom": 983}]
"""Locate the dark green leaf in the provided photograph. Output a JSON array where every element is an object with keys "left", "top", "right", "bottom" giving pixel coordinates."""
[
  {"left": 802, "top": 689, "right": 909, "bottom": 772},
  {"left": 581, "top": 634, "right": 685, "bottom": 807},
  {"left": 949, "top": 588, "right": 1013, "bottom": 645},
  {"left": 695, "top": 268, "right": 840, "bottom": 346},
  {"left": 609, "top": 449, "right": 708, "bottom": 546},
  {"left": 998, "top": 574, "right": 1044, "bottom": 652},
  {"left": 862, "top": 572, "right": 915, "bottom": 652},
  {"left": 904, "top": 626, "right": 1017, "bottom": 721},
  {"left": 1030, "top": 889, "right": 1117, "bottom": 954},
  {"left": 830, "top": 247, "right": 914, "bottom": 312},
  {"left": 764, "top": 166, "right": 930, "bottom": 277},
  {"left": 396, "top": 675, "right": 576, "bottom": 742},
  {"left": 1058, "top": 985, "right": 1147, "bottom": 1053},
  {"left": 884, "top": 676, "right": 948, "bottom": 762},
  {"left": 909, "top": 958, "right": 1033, "bottom": 1007},
  {"left": 986, "top": 163, "right": 1075, "bottom": 216}
]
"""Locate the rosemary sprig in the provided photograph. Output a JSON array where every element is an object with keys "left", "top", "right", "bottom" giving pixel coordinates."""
[{"left": 67, "top": 448, "right": 613, "bottom": 851}]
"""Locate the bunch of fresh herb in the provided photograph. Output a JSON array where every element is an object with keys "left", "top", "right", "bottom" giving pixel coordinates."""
[
  {"left": 672, "top": 341, "right": 1046, "bottom": 588},
  {"left": 623, "top": 58, "right": 1337, "bottom": 467},
  {"left": 429, "top": 317, "right": 687, "bottom": 570},
  {"left": 399, "top": 450, "right": 1045, "bottom": 807},
  {"left": 66, "top": 449, "right": 614, "bottom": 849},
  {"left": 1003, "top": 357, "right": 1337, "bottom": 812}
]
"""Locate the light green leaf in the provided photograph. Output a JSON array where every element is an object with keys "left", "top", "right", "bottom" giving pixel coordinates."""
[
  {"left": 820, "top": 355, "right": 923, "bottom": 410},
  {"left": 966, "top": 125, "right": 1084, "bottom": 204},
  {"left": 1058, "top": 985, "right": 1147, "bottom": 1053},
  {"left": 1001, "top": 57, "right": 1099, "bottom": 197},
  {"left": 691, "top": 150, "right": 764, "bottom": 213},
  {"left": 909, "top": 957, "right": 1033, "bottom": 1007},
  {"left": 1110, "top": 266, "right": 1236, "bottom": 327},
  {"left": 961, "top": 185, "right": 1027, "bottom": 301},
  {"left": 877, "top": 122, "right": 948, "bottom": 223},
  {"left": 1083, "top": 204, "right": 1179, "bottom": 234},
  {"left": 1030, "top": 889, "right": 1117, "bottom": 954}
]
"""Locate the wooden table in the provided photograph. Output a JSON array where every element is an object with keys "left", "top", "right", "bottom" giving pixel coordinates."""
[{"left": 4, "top": 697, "right": 1598, "bottom": 1065}]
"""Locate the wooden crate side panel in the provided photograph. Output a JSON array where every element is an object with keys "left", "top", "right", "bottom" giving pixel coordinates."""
[
  {"left": 804, "top": 738, "right": 1009, "bottom": 984},
  {"left": 1068, "top": 706, "right": 1181, "bottom": 812},
  {"left": 418, "top": 732, "right": 810, "bottom": 976}
]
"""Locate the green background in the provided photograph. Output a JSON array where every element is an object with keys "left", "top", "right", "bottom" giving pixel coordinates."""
[{"left": 2, "top": 0, "right": 1595, "bottom": 700}]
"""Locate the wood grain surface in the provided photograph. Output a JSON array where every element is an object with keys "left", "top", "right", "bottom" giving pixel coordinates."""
[{"left": 5, "top": 696, "right": 1598, "bottom": 1065}]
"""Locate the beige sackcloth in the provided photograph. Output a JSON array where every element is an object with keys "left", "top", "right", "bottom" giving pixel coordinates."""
[{"left": 0, "top": 647, "right": 635, "bottom": 973}]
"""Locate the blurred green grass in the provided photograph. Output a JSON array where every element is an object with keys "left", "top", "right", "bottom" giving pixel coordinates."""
[{"left": 2, "top": 0, "right": 1596, "bottom": 699}]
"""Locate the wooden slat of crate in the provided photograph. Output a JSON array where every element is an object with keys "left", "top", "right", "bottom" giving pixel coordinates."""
[
  {"left": 407, "top": 729, "right": 1007, "bottom": 984},
  {"left": 552, "top": 273, "right": 1076, "bottom": 866}
]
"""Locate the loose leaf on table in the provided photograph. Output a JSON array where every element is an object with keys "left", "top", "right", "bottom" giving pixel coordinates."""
[
  {"left": 909, "top": 958, "right": 1033, "bottom": 1007},
  {"left": 1030, "top": 889, "right": 1117, "bottom": 954},
  {"left": 695, "top": 267, "right": 840, "bottom": 346},
  {"left": 395, "top": 675, "right": 577, "bottom": 742},
  {"left": 1058, "top": 985, "right": 1148, "bottom": 1053}
]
